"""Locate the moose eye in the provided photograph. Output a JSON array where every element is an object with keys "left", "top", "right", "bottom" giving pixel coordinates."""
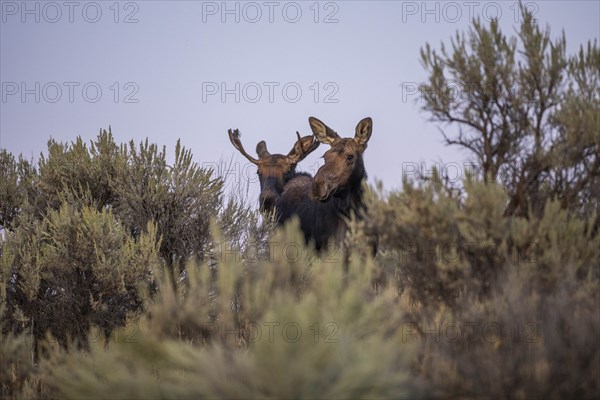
[
  {"left": 284, "top": 170, "right": 292, "bottom": 179},
  {"left": 347, "top": 154, "right": 354, "bottom": 161}
]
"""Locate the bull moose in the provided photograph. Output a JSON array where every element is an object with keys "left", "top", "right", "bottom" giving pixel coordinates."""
[{"left": 227, "top": 128, "right": 320, "bottom": 213}]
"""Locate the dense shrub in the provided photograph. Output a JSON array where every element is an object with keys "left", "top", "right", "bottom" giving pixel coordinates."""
[
  {"left": 2, "top": 148, "right": 598, "bottom": 399},
  {"left": 368, "top": 177, "right": 599, "bottom": 399},
  {"left": 0, "top": 199, "right": 159, "bottom": 350},
  {"left": 0, "top": 150, "right": 37, "bottom": 231},
  {"left": 0, "top": 131, "right": 272, "bottom": 398},
  {"left": 371, "top": 178, "right": 599, "bottom": 306},
  {"left": 40, "top": 223, "right": 425, "bottom": 399},
  {"left": 420, "top": 7, "right": 599, "bottom": 221},
  {"left": 1, "top": 8, "right": 598, "bottom": 400}
]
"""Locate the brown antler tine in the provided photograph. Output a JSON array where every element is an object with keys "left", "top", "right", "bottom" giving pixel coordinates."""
[
  {"left": 228, "top": 128, "right": 259, "bottom": 164},
  {"left": 228, "top": 128, "right": 239, "bottom": 139},
  {"left": 296, "top": 131, "right": 306, "bottom": 155}
]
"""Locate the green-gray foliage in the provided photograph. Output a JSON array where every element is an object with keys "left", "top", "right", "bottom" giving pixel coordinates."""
[
  {"left": 420, "top": 5, "right": 599, "bottom": 220},
  {"left": 0, "top": 130, "right": 268, "bottom": 356},
  {"left": 1, "top": 200, "right": 158, "bottom": 350},
  {"left": 112, "top": 138, "right": 223, "bottom": 286},
  {"left": 369, "top": 174, "right": 599, "bottom": 398},
  {"left": 42, "top": 223, "right": 424, "bottom": 399},
  {"left": 0, "top": 150, "right": 36, "bottom": 231},
  {"left": 1, "top": 9, "right": 598, "bottom": 400}
]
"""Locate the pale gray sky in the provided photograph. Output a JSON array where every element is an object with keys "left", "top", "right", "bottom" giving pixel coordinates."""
[{"left": 1, "top": 1, "right": 598, "bottom": 200}]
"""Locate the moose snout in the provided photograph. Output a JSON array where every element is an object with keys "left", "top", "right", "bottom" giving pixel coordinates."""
[
  {"left": 311, "top": 182, "right": 329, "bottom": 201},
  {"left": 259, "top": 190, "right": 279, "bottom": 212},
  {"left": 312, "top": 176, "right": 336, "bottom": 202}
]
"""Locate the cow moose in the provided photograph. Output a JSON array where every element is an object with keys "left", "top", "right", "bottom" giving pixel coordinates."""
[
  {"left": 276, "top": 116, "right": 375, "bottom": 254},
  {"left": 227, "top": 129, "right": 320, "bottom": 213}
]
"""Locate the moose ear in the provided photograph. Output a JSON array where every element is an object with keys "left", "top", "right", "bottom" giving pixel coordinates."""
[
  {"left": 256, "top": 141, "right": 270, "bottom": 159},
  {"left": 288, "top": 132, "right": 320, "bottom": 163},
  {"left": 354, "top": 117, "right": 372, "bottom": 147},
  {"left": 309, "top": 117, "right": 340, "bottom": 145}
]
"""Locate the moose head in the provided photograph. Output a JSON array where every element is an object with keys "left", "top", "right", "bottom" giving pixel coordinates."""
[
  {"left": 308, "top": 117, "right": 373, "bottom": 202},
  {"left": 228, "top": 129, "right": 320, "bottom": 212}
]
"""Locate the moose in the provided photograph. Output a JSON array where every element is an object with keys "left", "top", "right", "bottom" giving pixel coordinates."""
[
  {"left": 276, "top": 116, "right": 375, "bottom": 252},
  {"left": 227, "top": 128, "right": 320, "bottom": 213},
  {"left": 228, "top": 116, "right": 375, "bottom": 255}
]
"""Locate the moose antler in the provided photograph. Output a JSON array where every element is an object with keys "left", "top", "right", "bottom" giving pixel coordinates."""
[{"left": 228, "top": 129, "right": 259, "bottom": 164}]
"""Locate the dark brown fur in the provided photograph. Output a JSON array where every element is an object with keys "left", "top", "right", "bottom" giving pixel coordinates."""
[{"left": 276, "top": 117, "right": 374, "bottom": 252}]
